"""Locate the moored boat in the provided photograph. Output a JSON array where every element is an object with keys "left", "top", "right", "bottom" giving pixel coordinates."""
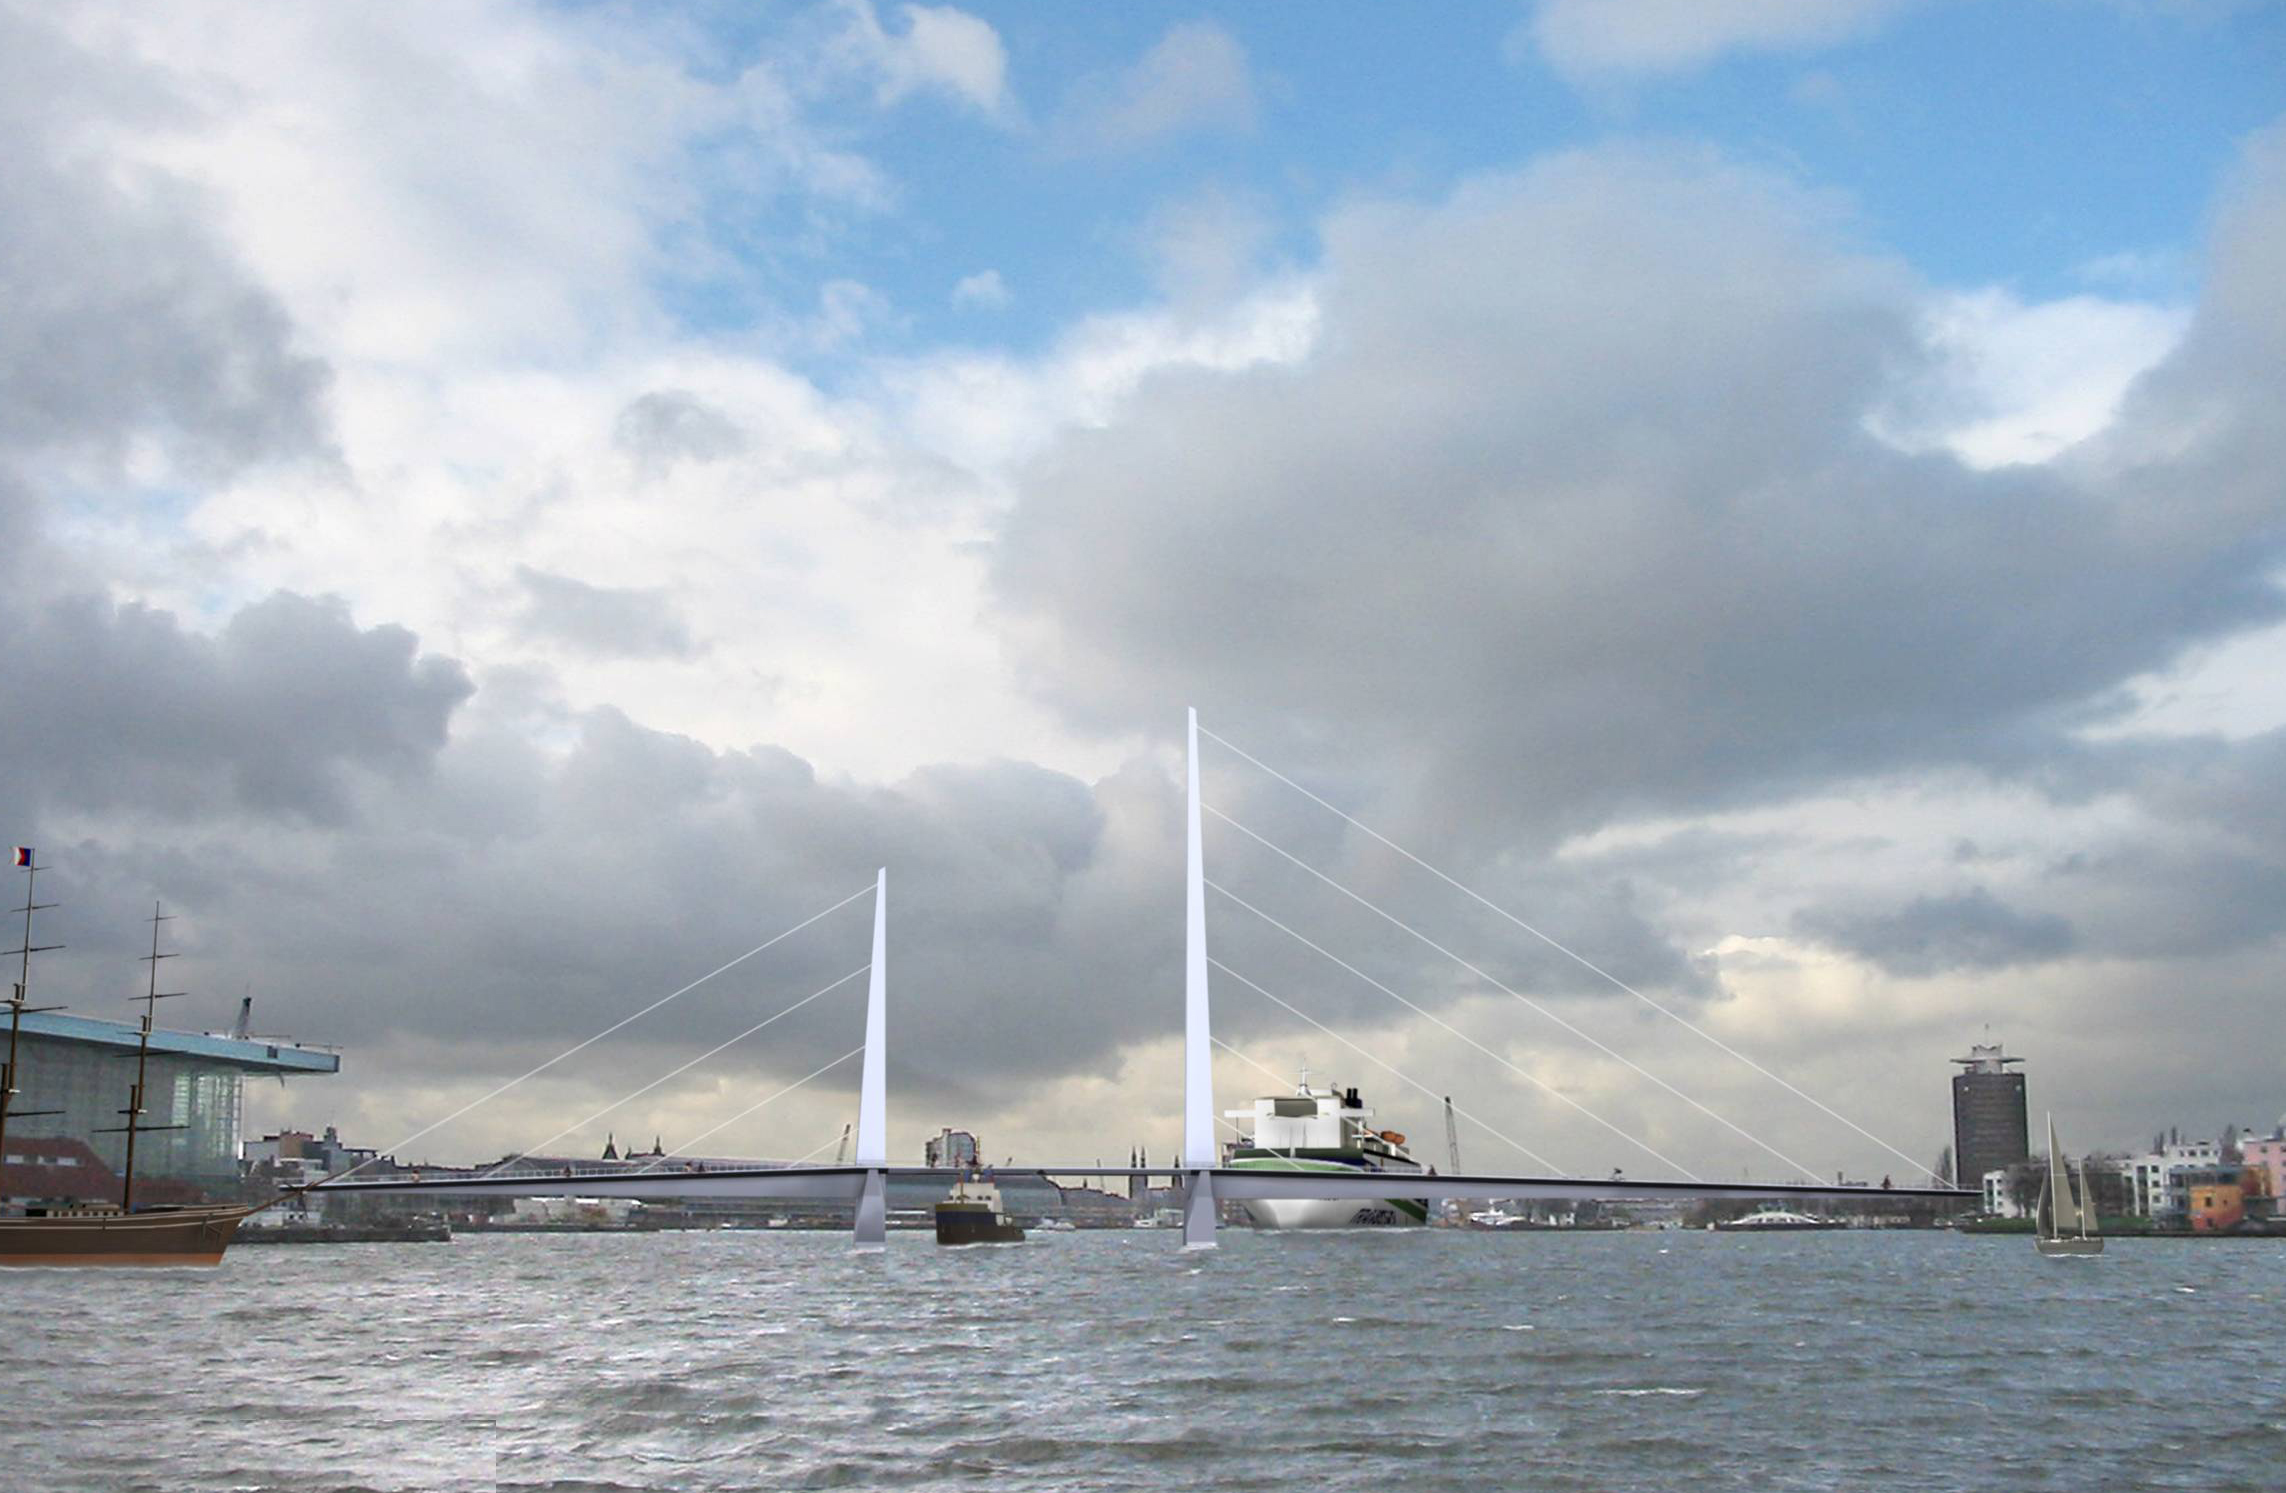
[
  {"left": 1714, "top": 1207, "right": 1844, "bottom": 1231},
  {"left": 0, "top": 1202, "right": 253, "bottom": 1266},
  {"left": 1223, "top": 1073, "right": 1431, "bottom": 1229},
  {"left": 934, "top": 1173, "right": 1025, "bottom": 1245},
  {"left": 1, "top": 855, "right": 261, "bottom": 1268}
]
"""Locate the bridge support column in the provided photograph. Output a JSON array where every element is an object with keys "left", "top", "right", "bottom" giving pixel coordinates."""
[
  {"left": 854, "top": 1168, "right": 886, "bottom": 1250},
  {"left": 1183, "top": 1168, "right": 1217, "bottom": 1251}
]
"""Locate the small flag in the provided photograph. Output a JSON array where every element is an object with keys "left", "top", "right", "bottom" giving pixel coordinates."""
[{"left": 11, "top": 848, "right": 29, "bottom": 869}]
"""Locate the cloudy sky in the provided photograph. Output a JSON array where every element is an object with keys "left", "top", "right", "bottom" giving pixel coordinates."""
[{"left": 4, "top": 0, "right": 2282, "bottom": 1181}]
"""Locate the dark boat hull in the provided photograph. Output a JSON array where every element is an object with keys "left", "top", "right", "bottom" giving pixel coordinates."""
[
  {"left": 0, "top": 1205, "right": 253, "bottom": 1267},
  {"left": 935, "top": 1203, "right": 1024, "bottom": 1246}
]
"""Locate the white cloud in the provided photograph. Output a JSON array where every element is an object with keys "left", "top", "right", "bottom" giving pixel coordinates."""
[
  {"left": 950, "top": 268, "right": 1009, "bottom": 310},
  {"left": 2073, "top": 246, "right": 2190, "bottom": 294},
  {"left": 883, "top": 278, "right": 1319, "bottom": 476},
  {"left": 1870, "top": 287, "right": 2191, "bottom": 467},
  {"left": 1051, "top": 21, "right": 1256, "bottom": 155},
  {"left": 837, "top": 0, "right": 1012, "bottom": 119},
  {"left": 1140, "top": 184, "right": 1277, "bottom": 308},
  {"left": 64, "top": 0, "right": 890, "bottom": 369},
  {"left": 15, "top": 2, "right": 1108, "bottom": 787},
  {"left": 1523, "top": 0, "right": 1921, "bottom": 83}
]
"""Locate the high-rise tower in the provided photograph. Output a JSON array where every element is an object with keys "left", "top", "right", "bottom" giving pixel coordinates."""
[{"left": 1951, "top": 1043, "right": 2029, "bottom": 1201}]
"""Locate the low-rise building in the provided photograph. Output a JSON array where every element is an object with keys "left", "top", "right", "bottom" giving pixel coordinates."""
[
  {"left": 2122, "top": 1140, "right": 2224, "bottom": 1221},
  {"left": 2239, "top": 1134, "right": 2286, "bottom": 1201},
  {"left": 2176, "top": 1166, "right": 2247, "bottom": 1232}
]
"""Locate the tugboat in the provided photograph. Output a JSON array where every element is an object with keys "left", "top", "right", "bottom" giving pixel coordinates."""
[
  {"left": 1, "top": 856, "right": 259, "bottom": 1267},
  {"left": 933, "top": 1171, "right": 1025, "bottom": 1246},
  {"left": 1223, "top": 1071, "right": 1431, "bottom": 1228}
]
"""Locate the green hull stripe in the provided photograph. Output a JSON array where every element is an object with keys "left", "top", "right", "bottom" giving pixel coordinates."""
[{"left": 1229, "top": 1157, "right": 1431, "bottom": 1222}]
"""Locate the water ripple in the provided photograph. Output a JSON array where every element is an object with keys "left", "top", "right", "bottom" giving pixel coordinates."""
[{"left": 4, "top": 1230, "right": 2283, "bottom": 1490}]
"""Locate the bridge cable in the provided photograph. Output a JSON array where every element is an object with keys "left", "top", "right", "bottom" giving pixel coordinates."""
[
  {"left": 310, "top": 882, "right": 878, "bottom": 1188},
  {"left": 1210, "top": 1012, "right": 1559, "bottom": 1173},
  {"left": 631, "top": 1045, "right": 866, "bottom": 1173},
  {"left": 781, "top": 1127, "right": 854, "bottom": 1168},
  {"left": 1206, "top": 888, "right": 1696, "bottom": 1178},
  {"left": 1199, "top": 723, "right": 1940, "bottom": 1184},
  {"left": 1208, "top": 806, "right": 1820, "bottom": 1184},
  {"left": 480, "top": 963, "right": 871, "bottom": 1177}
]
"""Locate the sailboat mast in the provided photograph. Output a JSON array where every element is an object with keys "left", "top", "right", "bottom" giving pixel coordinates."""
[
  {"left": 119, "top": 902, "right": 181, "bottom": 1210},
  {"left": 1, "top": 849, "right": 63, "bottom": 1169}
]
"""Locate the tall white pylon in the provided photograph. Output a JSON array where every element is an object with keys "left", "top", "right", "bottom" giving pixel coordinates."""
[
  {"left": 1183, "top": 708, "right": 1217, "bottom": 1250},
  {"left": 853, "top": 867, "right": 888, "bottom": 1249}
]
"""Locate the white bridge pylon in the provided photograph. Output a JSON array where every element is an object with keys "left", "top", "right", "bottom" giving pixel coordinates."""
[{"left": 316, "top": 710, "right": 1974, "bottom": 1245}]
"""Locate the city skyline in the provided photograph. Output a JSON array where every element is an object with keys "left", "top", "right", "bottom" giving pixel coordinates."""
[{"left": 2, "top": 2, "right": 2283, "bottom": 1178}]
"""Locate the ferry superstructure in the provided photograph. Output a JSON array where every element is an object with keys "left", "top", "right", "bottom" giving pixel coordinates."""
[{"left": 1223, "top": 1074, "right": 1431, "bottom": 1228}]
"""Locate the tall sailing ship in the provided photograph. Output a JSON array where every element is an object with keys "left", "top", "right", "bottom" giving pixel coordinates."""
[
  {"left": 2034, "top": 1113, "right": 2104, "bottom": 1258},
  {"left": 1223, "top": 1072, "right": 1432, "bottom": 1228},
  {"left": 0, "top": 851, "right": 259, "bottom": 1267}
]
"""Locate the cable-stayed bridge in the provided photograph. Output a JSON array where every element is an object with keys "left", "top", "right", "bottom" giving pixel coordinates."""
[{"left": 317, "top": 711, "right": 1974, "bottom": 1246}]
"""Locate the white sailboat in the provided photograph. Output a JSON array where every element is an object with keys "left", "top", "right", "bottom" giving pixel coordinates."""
[{"left": 2035, "top": 1114, "right": 2104, "bottom": 1257}]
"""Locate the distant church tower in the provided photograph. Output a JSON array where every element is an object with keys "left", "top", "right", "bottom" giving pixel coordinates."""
[{"left": 602, "top": 1133, "right": 619, "bottom": 1161}]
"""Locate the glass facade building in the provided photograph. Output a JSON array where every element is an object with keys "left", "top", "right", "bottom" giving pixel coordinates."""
[{"left": 4, "top": 1011, "right": 338, "bottom": 1192}]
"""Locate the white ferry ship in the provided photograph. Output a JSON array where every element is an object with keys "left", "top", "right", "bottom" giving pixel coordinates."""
[{"left": 1223, "top": 1073, "right": 1431, "bottom": 1228}]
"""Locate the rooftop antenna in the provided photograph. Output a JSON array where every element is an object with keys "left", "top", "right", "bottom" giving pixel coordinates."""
[
  {"left": 99, "top": 903, "right": 190, "bottom": 1209},
  {"left": 0, "top": 848, "right": 66, "bottom": 1167}
]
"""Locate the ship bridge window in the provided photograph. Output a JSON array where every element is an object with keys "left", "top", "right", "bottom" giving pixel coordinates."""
[{"left": 1272, "top": 1098, "right": 1317, "bottom": 1117}]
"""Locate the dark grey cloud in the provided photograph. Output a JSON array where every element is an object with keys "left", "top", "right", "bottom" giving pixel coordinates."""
[
  {"left": 0, "top": 6, "right": 332, "bottom": 478},
  {"left": 1790, "top": 720, "right": 2286, "bottom": 978},
  {"left": 514, "top": 566, "right": 701, "bottom": 659},
  {"left": 2, "top": 643, "right": 1735, "bottom": 1157},
  {"left": 1793, "top": 887, "right": 2076, "bottom": 977},
  {"left": 1197, "top": 767, "right": 1727, "bottom": 1024},
  {"left": 3, "top": 693, "right": 1182, "bottom": 1120},
  {"left": 2015, "top": 726, "right": 2286, "bottom": 964},
  {"left": 991, "top": 140, "right": 2286, "bottom": 855},
  {"left": 0, "top": 589, "right": 472, "bottom": 822}
]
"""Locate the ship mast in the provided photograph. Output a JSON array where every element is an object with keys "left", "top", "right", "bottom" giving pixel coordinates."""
[
  {"left": 102, "top": 903, "right": 189, "bottom": 1210},
  {"left": 0, "top": 848, "right": 66, "bottom": 1175}
]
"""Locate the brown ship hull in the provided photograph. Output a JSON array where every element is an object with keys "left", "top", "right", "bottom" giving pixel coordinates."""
[{"left": 0, "top": 1204, "right": 254, "bottom": 1267}]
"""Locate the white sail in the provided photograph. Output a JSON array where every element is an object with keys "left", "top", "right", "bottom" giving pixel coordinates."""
[
  {"left": 2043, "top": 1114, "right": 2079, "bottom": 1237},
  {"left": 2034, "top": 1117, "right": 2107, "bottom": 1257}
]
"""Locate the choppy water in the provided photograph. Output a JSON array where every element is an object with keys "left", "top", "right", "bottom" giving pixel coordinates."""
[{"left": 5, "top": 1228, "right": 2282, "bottom": 1492}]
